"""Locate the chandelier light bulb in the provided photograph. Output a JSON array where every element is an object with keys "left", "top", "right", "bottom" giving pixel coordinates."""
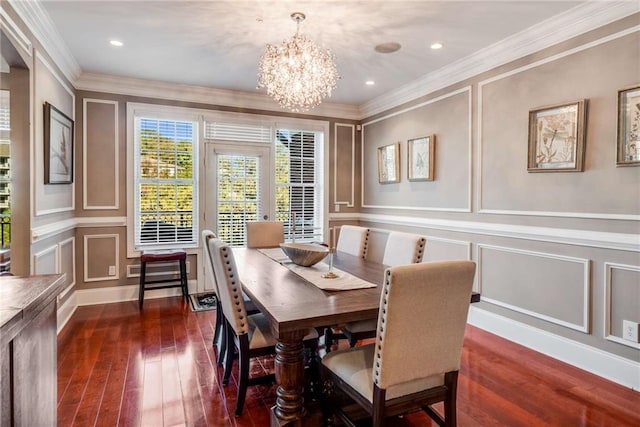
[{"left": 258, "top": 12, "right": 339, "bottom": 112}]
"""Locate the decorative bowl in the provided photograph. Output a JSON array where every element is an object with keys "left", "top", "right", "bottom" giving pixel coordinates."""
[{"left": 280, "top": 243, "right": 329, "bottom": 267}]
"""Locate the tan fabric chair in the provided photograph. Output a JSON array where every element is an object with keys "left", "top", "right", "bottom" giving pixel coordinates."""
[
  {"left": 202, "top": 230, "right": 260, "bottom": 366},
  {"left": 208, "top": 237, "right": 318, "bottom": 416},
  {"left": 322, "top": 261, "right": 475, "bottom": 426},
  {"left": 336, "top": 225, "right": 369, "bottom": 258},
  {"left": 382, "top": 231, "right": 426, "bottom": 266},
  {"left": 340, "top": 232, "right": 426, "bottom": 348},
  {"left": 246, "top": 221, "right": 284, "bottom": 248}
]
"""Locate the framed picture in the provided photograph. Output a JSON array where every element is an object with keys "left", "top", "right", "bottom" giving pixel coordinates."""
[
  {"left": 527, "top": 100, "right": 586, "bottom": 172},
  {"left": 407, "top": 135, "right": 435, "bottom": 181},
  {"left": 377, "top": 142, "right": 400, "bottom": 184},
  {"left": 44, "top": 102, "right": 74, "bottom": 184},
  {"left": 616, "top": 85, "right": 640, "bottom": 166}
]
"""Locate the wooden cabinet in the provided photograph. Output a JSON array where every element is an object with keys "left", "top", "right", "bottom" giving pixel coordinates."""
[{"left": 0, "top": 275, "right": 65, "bottom": 426}]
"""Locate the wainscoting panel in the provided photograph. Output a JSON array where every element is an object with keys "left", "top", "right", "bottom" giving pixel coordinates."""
[
  {"left": 33, "top": 244, "right": 58, "bottom": 275},
  {"left": 478, "top": 244, "right": 590, "bottom": 332},
  {"left": 83, "top": 234, "right": 119, "bottom": 282},
  {"left": 83, "top": 99, "right": 119, "bottom": 209},
  {"left": 58, "top": 236, "right": 75, "bottom": 290},
  {"left": 334, "top": 123, "right": 355, "bottom": 208},
  {"left": 604, "top": 262, "right": 640, "bottom": 349}
]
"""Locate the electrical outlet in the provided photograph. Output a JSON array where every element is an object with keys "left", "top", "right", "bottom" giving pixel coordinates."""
[
  {"left": 108, "top": 265, "right": 116, "bottom": 276},
  {"left": 622, "top": 320, "right": 639, "bottom": 342}
]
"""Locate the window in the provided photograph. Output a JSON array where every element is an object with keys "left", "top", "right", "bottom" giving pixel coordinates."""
[
  {"left": 133, "top": 117, "right": 198, "bottom": 249},
  {"left": 275, "top": 129, "right": 322, "bottom": 242}
]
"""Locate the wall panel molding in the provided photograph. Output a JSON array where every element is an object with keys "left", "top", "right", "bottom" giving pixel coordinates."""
[
  {"left": 83, "top": 98, "right": 119, "bottom": 209},
  {"left": 83, "top": 233, "right": 119, "bottom": 282},
  {"left": 604, "top": 262, "right": 640, "bottom": 349},
  {"left": 34, "top": 50, "right": 76, "bottom": 217},
  {"left": 477, "top": 244, "right": 591, "bottom": 333},
  {"left": 32, "top": 243, "right": 58, "bottom": 275},
  {"left": 353, "top": 212, "right": 639, "bottom": 252},
  {"left": 477, "top": 26, "right": 640, "bottom": 221},
  {"left": 361, "top": 86, "right": 472, "bottom": 212},
  {"left": 334, "top": 123, "right": 355, "bottom": 208},
  {"left": 58, "top": 236, "right": 75, "bottom": 289}
]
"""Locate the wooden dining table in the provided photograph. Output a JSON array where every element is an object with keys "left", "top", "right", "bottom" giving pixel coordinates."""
[{"left": 233, "top": 248, "right": 480, "bottom": 427}]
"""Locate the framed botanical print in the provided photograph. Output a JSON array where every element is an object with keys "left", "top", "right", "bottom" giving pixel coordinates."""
[
  {"left": 44, "top": 102, "right": 74, "bottom": 184},
  {"left": 407, "top": 135, "right": 435, "bottom": 181},
  {"left": 377, "top": 142, "right": 400, "bottom": 184},
  {"left": 527, "top": 100, "right": 587, "bottom": 172},
  {"left": 616, "top": 85, "right": 640, "bottom": 166}
]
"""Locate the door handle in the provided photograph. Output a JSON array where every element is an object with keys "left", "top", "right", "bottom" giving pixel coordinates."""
[{"left": 263, "top": 215, "right": 268, "bottom": 220}]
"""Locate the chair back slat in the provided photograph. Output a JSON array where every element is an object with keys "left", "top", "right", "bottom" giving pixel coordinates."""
[
  {"left": 382, "top": 232, "right": 426, "bottom": 266},
  {"left": 336, "top": 225, "right": 370, "bottom": 258},
  {"left": 374, "top": 261, "right": 475, "bottom": 389},
  {"left": 208, "top": 237, "right": 249, "bottom": 335},
  {"left": 246, "top": 221, "right": 285, "bottom": 248}
]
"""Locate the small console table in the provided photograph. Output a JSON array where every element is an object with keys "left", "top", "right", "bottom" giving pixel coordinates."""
[{"left": 0, "top": 274, "right": 66, "bottom": 426}]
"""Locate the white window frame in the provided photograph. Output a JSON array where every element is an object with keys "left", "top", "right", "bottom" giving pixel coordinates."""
[{"left": 126, "top": 103, "right": 203, "bottom": 257}]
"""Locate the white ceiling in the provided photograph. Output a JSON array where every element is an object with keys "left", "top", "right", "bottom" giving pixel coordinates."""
[{"left": 40, "top": 1, "right": 585, "bottom": 106}]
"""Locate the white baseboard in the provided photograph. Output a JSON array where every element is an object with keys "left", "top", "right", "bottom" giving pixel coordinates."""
[
  {"left": 468, "top": 306, "right": 640, "bottom": 390},
  {"left": 76, "top": 280, "right": 197, "bottom": 306},
  {"left": 56, "top": 280, "right": 198, "bottom": 333},
  {"left": 57, "top": 291, "right": 78, "bottom": 334}
]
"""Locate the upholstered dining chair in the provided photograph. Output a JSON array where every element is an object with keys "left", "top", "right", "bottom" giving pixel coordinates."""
[
  {"left": 246, "top": 221, "right": 284, "bottom": 248},
  {"left": 321, "top": 261, "right": 476, "bottom": 427},
  {"left": 382, "top": 232, "right": 426, "bottom": 266},
  {"left": 208, "top": 237, "right": 319, "bottom": 416},
  {"left": 202, "top": 230, "right": 260, "bottom": 366},
  {"left": 336, "top": 225, "right": 370, "bottom": 258},
  {"left": 340, "top": 232, "right": 427, "bottom": 348}
]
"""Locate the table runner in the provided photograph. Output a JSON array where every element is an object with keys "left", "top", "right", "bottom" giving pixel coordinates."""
[{"left": 258, "top": 248, "right": 377, "bottom": 291}]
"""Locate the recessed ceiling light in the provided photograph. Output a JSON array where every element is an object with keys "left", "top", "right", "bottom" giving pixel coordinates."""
[
  {"left": 110, "top": 40, "right": 123, "bottom": 47},
  {"left": 430, "top": 42, "right": 443, "bottom": 50},
  {"left": 374, "top": 42, "right": 401, "bottom": 54},
  {"left": 365, "top": 80, "right": 375, "bottom": 86}
]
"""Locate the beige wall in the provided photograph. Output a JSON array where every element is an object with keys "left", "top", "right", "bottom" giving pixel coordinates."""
[{"left": 356, "top": 16, "right": 640, "bottom": 363}]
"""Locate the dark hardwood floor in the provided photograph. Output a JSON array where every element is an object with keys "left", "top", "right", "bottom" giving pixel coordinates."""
[{"left": 57, "top": 296, "right": 640, "bottom": 426}]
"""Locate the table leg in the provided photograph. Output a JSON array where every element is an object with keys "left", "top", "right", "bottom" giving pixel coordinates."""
[{"left": 271, "top": 330, "right": 307, "bottom": 427}]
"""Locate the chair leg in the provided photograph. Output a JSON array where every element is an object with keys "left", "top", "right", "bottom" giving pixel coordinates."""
[
  {"left": 138, "top": 261, "right": 146, "bottom": 309},
  {"left": 372, "top": 385, "right": 386, "bottom": 427},
  {"left": 179, "top": 258, "right": 188, "bottom": 300},
  {"left": 213, "top": 298, "right": 223, "bottom": 350},
  {"left": 235, "top": 336, "right": 251, "bottom": 416},
  {"left": 222, "top": 321, "right": 234, "bottom": 385},
  {"left": 443, "top": 371, "right": 458, "bottom": 427}
]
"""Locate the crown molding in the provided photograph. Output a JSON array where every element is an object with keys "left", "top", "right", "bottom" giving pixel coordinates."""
[
  {"left": 75, "top": 72, "right": 362, "bottom": 120},
  {"left": 8, "top": 0, "right": 80, "bottom": 83},
  {"left": 360, "top": 1, "right": 640, "bottom": 119}
]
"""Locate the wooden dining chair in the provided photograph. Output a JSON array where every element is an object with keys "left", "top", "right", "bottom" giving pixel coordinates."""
[
  {"left": 336, "top": 225, "right": 370, "bottom": 258},
  {"left": 208, "top": 237, "right": 319, "bottom": 416},
  {"left": 246, "top": 221, "right": 284, "bottom": 248},
  {"left": 339, "top": 232, "right": 427, "bottom": 348},
  {"left": 202, "top": 230, "right": 260, "bottom": 366},
  {"left": 321, "top": 261, "right": 476, "bottom": 427}
]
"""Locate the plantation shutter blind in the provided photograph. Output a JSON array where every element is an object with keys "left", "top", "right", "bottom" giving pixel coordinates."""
[
  {"left": 134, "top": 117, "right": 198, "bottom": 248},
  {"left": 275, "top": 130, "right": 321, "bottom": 242}
]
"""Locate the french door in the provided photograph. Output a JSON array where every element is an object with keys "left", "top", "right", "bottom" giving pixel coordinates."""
[{"left": 205, "top": 143, "right": 274, "bottom": 247}]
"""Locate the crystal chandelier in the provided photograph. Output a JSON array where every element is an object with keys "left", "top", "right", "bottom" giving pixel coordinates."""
[{"left": 258, "top": 12, "right": 339, "bottom": 112}]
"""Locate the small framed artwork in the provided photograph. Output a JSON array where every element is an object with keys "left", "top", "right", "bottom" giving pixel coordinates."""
[
  {"left": 377, "top": 142, "right": 400, "bottom": 184},
  {"left": 527, "top": 99, "right": 587, "bottom": 172},
  {"left": 616, "top": 85, "right": 640, "bottom": 166},
  {"left": 407, "top": 135, "right": 435, "bottom": 181},
  {"left": 44, "top": 102, "right": 74, "bottom": 184}
]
